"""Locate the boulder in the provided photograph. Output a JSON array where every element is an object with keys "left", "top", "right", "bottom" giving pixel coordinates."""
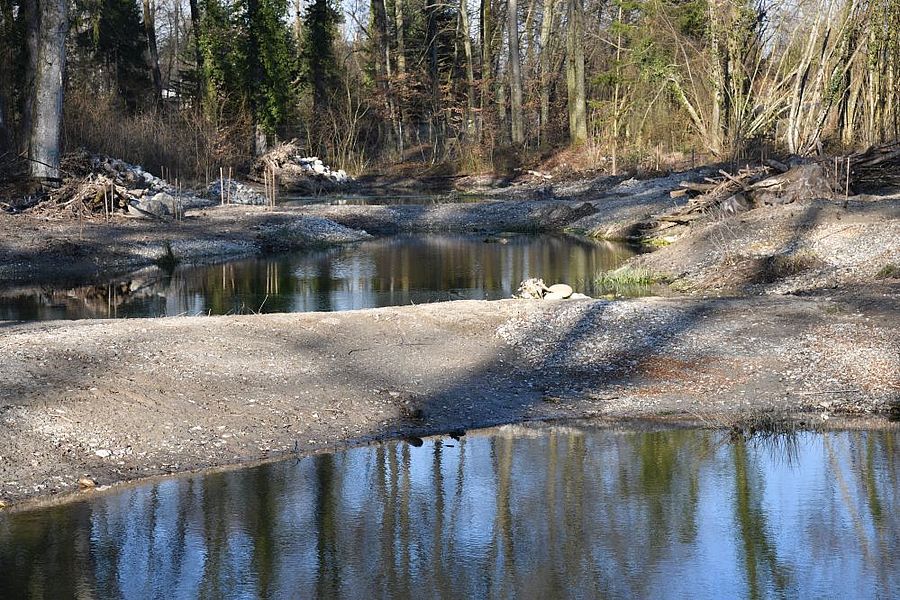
[
  {"left": 130, "top": 192, "right": 176, "bottom": 218},
  {"left": 547, "top": 283, "right": 573, "bottom": 298}
]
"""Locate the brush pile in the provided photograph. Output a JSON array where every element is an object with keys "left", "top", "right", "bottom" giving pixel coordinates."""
[
  {"left": 31, "top": 151, "right": 210, "bottom": 219},
  {"left": 253, "top": 141, "right": 350, "bottom": 194},
  {"left": 636, "top": 160, "right": 841, "bottom": 241},
  {"left": 845, "top": 141, "right": 900, "bottom": 192}
]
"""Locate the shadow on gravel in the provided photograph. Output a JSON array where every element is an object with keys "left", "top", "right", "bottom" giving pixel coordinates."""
[{"left": 346, "top": 297, "right": 724, "bottom": 445}]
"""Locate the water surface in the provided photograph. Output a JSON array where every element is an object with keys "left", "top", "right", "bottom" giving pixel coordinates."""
[
  {"left": 1, "top": 426, "right": 896, "bottom": 598},
  {"left": 0, "top": 234, "right": 639, "bottom": 321}
]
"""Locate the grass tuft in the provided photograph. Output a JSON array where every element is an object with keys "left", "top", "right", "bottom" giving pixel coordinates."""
[
  {"left": 875, "top": 263, "right": 899, "bottom": 279},
  {"left": 592, "top": 266, "right": 670, "bottom": 297}
]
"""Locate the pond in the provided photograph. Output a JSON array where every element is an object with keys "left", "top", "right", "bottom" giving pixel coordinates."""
[
  {"left": 0, "top": 234, "right": 642, "bottom": 321},
  {"left": 1, "top": 426, "right": 896, "bottom": 598}
]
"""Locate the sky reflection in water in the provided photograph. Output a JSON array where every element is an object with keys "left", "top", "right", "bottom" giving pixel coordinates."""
[{"left": 1, "top": 426, "right": 897, "bottom": 599}]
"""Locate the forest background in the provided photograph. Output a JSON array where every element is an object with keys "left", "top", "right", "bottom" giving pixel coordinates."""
[{"left": 1, "top": 0, "right": 899, "bottom": 182}]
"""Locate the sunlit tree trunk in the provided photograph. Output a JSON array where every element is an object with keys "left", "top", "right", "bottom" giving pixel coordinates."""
[
  {"left": 293, "top": 0, "right": 303, "bottom": 45},
  {"left": 565, "top": 0, "right": 586, "bottom": 144},
  {"left": 508, "top": 0, "right": 524, "bottom": 144},
  {"left": 372, "top": 0, "right": 400, "bottom": 150},
  {"left": 142, "top": 0, "right": 164, "bottom": 104},
  {"left": 459, "top": 0, "right": 477, "bottom": 140},
  {"left": 29, "top": 0, "right": 67, "bottom": 181},
  {"left": 538, "top": 0, "right": 555, "bottom": 144},
  {"left": 480, "top": 0, "right": 493, "bottom": 142}
]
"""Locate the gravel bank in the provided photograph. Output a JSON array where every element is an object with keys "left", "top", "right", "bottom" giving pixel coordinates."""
[{"left": 1, "top": 295, "right": 896, "bottom": 507}]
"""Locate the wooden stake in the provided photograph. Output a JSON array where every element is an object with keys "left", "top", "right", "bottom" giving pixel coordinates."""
[
  {"left": 220, "top": 167, "right": 224, "bottom": 206},
  {"left": 845, "top": 156, "right": 851, "bottom": 198}
]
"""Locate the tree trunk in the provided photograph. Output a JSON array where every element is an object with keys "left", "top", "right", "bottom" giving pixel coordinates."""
[
  {"left": 294, "top": 0, "right": 303, "bottom": 46},
  {"left": 426, "top": 0, "right": 442, "bottom": 155},
  {"left": 0, "top": 90, "right": 9, "bottom": 154},
  {"left": 394, "top": 0, "right": 406, "bottom": 74},
  {"left": 538, "top": 0, "right": 555, "bottom": 145},
  {"left": 459, "top": 0, "right": 477, "bottom": 140},
  {"left": 188, "top": 0, "right": 204, "bottom": 108},
  {"left": 372, "top": 0, "right": 400, "bottom": 151},
  {"left": 480, "top": 0, "right": 493, "bottom": 142},
  {"left": 22, "top": 0, "right": 40, "bottom": 156},
  {"left": 611, "top": 2, "right": 623, "bottom": 174},
  {"left": 29, "top": 0, "right": 67, "bottom": 181},
  {"left": 394, "top": 0, "right": 407, "bottom": 151},
  {"left": 142, "top": 0, "right": 164, "bottom": 105},
  {"left": 507, "top": 0, "right": 524, "bottom": 144},
  {"left": 247, "top": 0, "right": 266, "bottom": 156},
  {"left": 565, "top": 0, "right": 586, "bottom": 144}
]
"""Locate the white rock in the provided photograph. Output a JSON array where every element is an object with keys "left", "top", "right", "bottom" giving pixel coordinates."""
[
  {"left": 544, "top": 291, "right": 567, "bottom": 300},
  {"left": 548, "top": 284, "right": 573, "bottom": 298},
  {"left": 94, "top": 449, "right": 111, "bottom": 458}
]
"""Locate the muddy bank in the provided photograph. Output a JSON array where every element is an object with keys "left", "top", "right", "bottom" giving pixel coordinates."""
[
  {"left": 0, "top": 206, "right": 371, "bottom": 285},
  {"left": 1, "top": 295, "right": 897, "bottom": 506}
]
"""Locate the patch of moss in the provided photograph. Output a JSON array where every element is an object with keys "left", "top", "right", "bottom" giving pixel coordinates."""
[{"left": 644, "top": 236, "right": 673, "bottom": 248}]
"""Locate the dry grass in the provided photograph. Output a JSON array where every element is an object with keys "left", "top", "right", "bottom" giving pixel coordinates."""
[{"left": 63, "top": 91, "right": 251, "bottom": 184}]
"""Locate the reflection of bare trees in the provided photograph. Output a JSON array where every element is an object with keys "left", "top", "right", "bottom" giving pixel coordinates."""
[
  {"left": 732, "top": 440, "right": 790, "bottom": 600},
  {"left": 0, "top": 234, "right": 638, "bottom": 320},
  {"left": 2, "top": 428, "right": 898, "bottom": 597}
]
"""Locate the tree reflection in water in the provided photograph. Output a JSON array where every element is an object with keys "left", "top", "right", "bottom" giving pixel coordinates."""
[
  {"left": 1, "top": 427, "right": 897, "bottom": 598},
  {"left": 0, "top": 234, "right": 640, "bottom": 321}
]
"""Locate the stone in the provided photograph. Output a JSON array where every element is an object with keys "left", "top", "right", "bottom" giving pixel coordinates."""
[
  {"left": 570, "top": 293, "right": 591, "bottom": 299},
  {"left": 548, "top": 283, "right": 573, "bottom": 298},
  {"left": 94, "top": 449, "right": 111, "bottom": 458},
  {"left": 131, "top": 192, "right": 175, "bottom": 218},
  {"left": 543, "top": 291, "right": 567, "bottom": 300},
  {"left": 77, "top": 477, "right": 97, "bottom": 489}
]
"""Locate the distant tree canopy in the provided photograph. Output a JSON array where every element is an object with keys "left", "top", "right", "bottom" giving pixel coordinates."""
[{"left": 1, "top": 0, "right": 899, "bottom": 179}]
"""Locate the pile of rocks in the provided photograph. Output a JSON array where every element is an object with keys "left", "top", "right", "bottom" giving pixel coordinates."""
[
  {"left": 515, "top": 278, "right": 590, "bottom": 300},
  {"left": 254, "top": 141, "right": 351, "bottom": 193}
]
